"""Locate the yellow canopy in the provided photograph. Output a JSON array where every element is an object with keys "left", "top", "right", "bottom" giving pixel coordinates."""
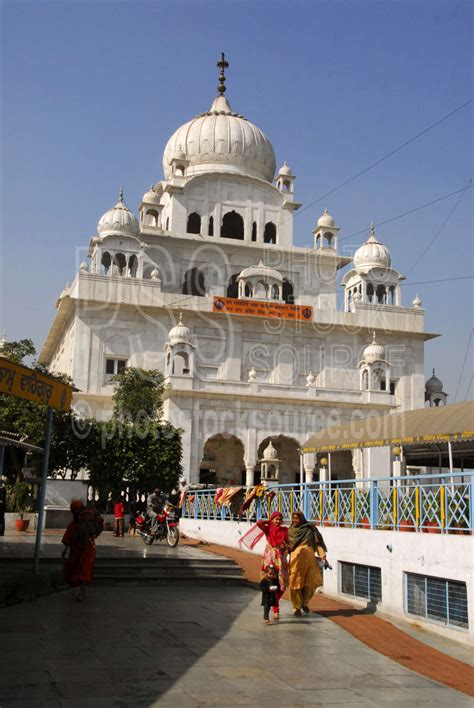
[{"left": 302, "top": 401, "right": 474, "bottom": 453}]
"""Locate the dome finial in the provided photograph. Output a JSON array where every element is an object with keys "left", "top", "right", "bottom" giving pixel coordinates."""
[
  {"left": 217, "top": 52, "right": 229, "bottom": 95},
  {"left": 369, "top": 222, "right": 376, "bottom": 240},
  {"left": 119, "top": 186, "right": 124, "bottom": 203}
]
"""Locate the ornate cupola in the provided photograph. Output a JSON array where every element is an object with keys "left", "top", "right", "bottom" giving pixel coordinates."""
[
  {"left": 260, "top": 441, "right": 280, "bottom": 482},
  {"left": 276, "top": 162, "right": 295, "bottom": 194},
  {"left": 358, "top": 331, "right": 391, "bottom": 393},
  {"left": 164, "top": 313, "right": 195, "bottom": 378},
  {"left": 89, "top": 189, "right": 144, "bottom": 278},
  {"left": 425, "top": 369, "right": 448, "bottom": 407},
  {"left": 342, "top": 223, "right": 405, "bottom": 311},
  {"left": 237, "top": 261, "right": 283, "bottom": 301},
  {"left": 313, "top": 209, "right": 339, "bottom": 251},
  {"left": 139, "top": 185, "right": 163, "bottom": 229}
]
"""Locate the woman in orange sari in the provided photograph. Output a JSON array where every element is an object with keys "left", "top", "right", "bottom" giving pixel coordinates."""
[
  {"left": 62, "top": 500, "right": 103, "bottom": 601},
  {"left": 288, "top": 510, "right": 327, "bottom": 616},
  {"left": 255, "top": 511, "right": 289, "bottom": 620}
]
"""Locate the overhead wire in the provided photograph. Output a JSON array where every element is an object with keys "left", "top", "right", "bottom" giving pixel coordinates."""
[
  {"left": 295, "top": 97, "right": 473, "bottom": 218},
  {"left": 337, "top": 184, "right": 472, "bottom": 243},
  {"left": 454, "top": 328, "right": 473, "bottom": 402}
]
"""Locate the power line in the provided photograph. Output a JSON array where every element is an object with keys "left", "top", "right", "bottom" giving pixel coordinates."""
[
  {"left": 454, "top": 328, "right": 473, "bottom": 402},
  {"left": 464, "top": 375, "right": 473, "bottom": 401},
  {"left": 296, "top": 97, "right": 473, "bottom": 218},
  {"left": 407, "top": 181, "right": 471, "bottom": 274},
  {"left": 338, "top": 184, "right": 472, "bottom": 243},
  {"left": 337, "top": 275, "right": 473, "bottom": 289}
]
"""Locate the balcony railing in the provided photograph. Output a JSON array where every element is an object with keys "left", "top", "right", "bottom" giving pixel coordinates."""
[{"left": 182, "top": 472, "right": 473, "bottom": 534}]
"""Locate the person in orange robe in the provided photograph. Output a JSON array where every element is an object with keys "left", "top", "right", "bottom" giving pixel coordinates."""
[{"left": 62, "top": 500, "right": 103, "bottom": 601}]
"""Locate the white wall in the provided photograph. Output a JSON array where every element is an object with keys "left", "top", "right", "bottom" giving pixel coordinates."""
[{"left": 180, "top": 518, "right": 473, "bottom": 647}]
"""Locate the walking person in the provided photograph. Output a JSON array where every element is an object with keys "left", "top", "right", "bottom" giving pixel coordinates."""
[
  {"left": 259, "top": 565, "right": 280, "bottom": 625},
  {"left": 113, "top": 497, "right": 125, "bottom": 537},
  {"left": 288, "top": 511, "right": 327, "bottom": 617},
  {"left": 61, "top": 500, "right": 103, "bottom": 602},
  {"left": 255, "top": 511, "right": 289, "bottom": 621}
]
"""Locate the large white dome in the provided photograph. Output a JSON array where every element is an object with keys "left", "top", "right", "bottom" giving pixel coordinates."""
[{"left": 163, "top": 95, "right": 276, "bottom": 183}]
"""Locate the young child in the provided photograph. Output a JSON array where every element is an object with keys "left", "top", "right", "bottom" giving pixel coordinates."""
[{"left": 259, "top": 565, "right": 279, "bottom": 625}]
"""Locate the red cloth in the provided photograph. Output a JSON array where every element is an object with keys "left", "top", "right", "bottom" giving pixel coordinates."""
[
  {"left": 257, "top": 512, "right": 288, "bottom": 548},
  {"left": 114, "top": 502, "right": 125, "bottom": 519},
  {"left": 62, "top": 521, "right": 96, "bottom": 586}
]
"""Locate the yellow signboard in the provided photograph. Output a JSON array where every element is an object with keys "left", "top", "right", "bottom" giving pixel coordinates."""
[{"left": 0, "top": 357, "right": 73, "bottom": 411}]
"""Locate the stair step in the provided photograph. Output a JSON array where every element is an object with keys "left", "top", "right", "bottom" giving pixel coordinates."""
[{"left": 93, "top": 575, "right": 247, "bottom": 586}]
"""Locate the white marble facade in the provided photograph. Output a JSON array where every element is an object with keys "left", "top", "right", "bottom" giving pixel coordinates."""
[{"left": 40, "top": 57, "right": 435, "bottom": 486}]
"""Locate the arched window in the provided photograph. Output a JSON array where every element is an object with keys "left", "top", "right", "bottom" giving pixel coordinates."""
[
  {"left": 283, "top": 180, "right": 291, "bottom": 191},
  {"left": 101, "top": 251, "right": 111, "bottom": 275},
  {"left": 389, "top": 286, "right": 396, "bottom": 304},
  {"left": 221, "top": 210, "right": 244, "bottom": 239},
  {"left": 146, "top": 209, "right": 158, "bottom": 227},
  {"left": 112, "top": 253, "right": 126, "bottom": 276},
  {"left": 187, "top": 212, "right": 201, "bottom": 234},
  {"left": 183, "top": 267, "right": 206, "bottom": 297},
  {"left": 264, "top": 221, "right": 276, "bottom": 244},
  {"left": 376, "top": 285, "right": 386, "bottom": 304},
  {"left": 208, "top": 216, "right": 214, "bottom": 237},
  {"left": 173, "top": 351, "right": 190, "bottom": 375},
  {"left": 251, "top": 222, "right": 257, "bottom": 242},
  {"left": 272, "top": 284, "right": 279, "bottom": 300},
  {"left": 128, "top": 254, "right": 138, "bottom": 277},
  {"left": 362, "top": 369, "right": 369, "bottom": 390},
  {"left": 244, "top": 283, "right": 253, "bottom": 297},
  {"left": 256, "top": 280, "right": 268, "bottom": 299},
  {"left": 226, "top": 274, "right": 240, "bottom": 298},
  {"left": 367, "top": 283, "right": 374, "bottom": 304},
  {"left": 282, "top": 278, "right": 294, "bottom": 304},
  {"left": 324, "top": 232, "right": 333, "bottom": 248}
]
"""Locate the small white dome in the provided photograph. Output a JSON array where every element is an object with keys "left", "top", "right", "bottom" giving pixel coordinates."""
[
  {"left": 238, "top": 260, "right": 283, "bottom": 282},
  {"left": 163, "top": 94, "right": 276, "bottom": 183},
  {"left": 278, "top": 161, "right": 292, "bottom": 176},
  {"left": 262, "top": 441, "right": 278, "bottom": 460},
  {"left": 354, "top": 223, "right": 391, "bottom": 269},
  {"left": 425, "top": 369, "right": 443, "bottom": 394},
  {"left": 168, "top": 313, "right": 191, "bottom": 346},
  {"left": 142, "top": 186, "right": 161, "bottom": 205},
  {"left": 317, "top": 208, "right": 335, "bottom": 228},
  {"left": 363, "top": 332, "right": 385, "bottom": 364},
  {"left": 79, "top": 261, "right": 89, "bottom": 273},
  {"left": 97, "top": 189, "right": 139, "bottom": 238},
  {"left": 412, "top": 294, "right": 422, "bottom": 308},
  {"left": 150, "top": 267, "right": 160, "bottom": 281}
]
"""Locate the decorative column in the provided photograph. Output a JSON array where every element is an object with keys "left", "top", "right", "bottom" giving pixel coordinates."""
[
  {"left": 245, "top": 464, "right": 255, "bottom": 487},
  {"left": 304, "top": 467, "right": 314, "bottom": 484}
]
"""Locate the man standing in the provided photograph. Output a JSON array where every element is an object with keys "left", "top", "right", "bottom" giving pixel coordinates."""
[{"left": 113, "top": 497, "right": 125, "bottom": 537}]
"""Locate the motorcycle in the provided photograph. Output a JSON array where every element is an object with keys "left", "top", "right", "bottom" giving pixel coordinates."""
[{"left": 136, "top": 504, "right": 180, "bottom": 548}]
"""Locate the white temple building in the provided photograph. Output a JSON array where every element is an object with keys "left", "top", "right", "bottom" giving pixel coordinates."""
[{"left": 40, "top": 55, "right": 440, "bottom": 486}]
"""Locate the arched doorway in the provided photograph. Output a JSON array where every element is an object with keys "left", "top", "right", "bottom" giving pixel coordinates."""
[
  {"left": 200, "top": 434, "right": 245, "bottom": 486},
  {"left": 257, "top": 435, "right": 300, "bottom": 484}
]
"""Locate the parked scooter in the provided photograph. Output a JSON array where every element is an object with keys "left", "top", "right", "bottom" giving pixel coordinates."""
[{"left": 136, "top": 504, "right": 180, "bottom": 547}]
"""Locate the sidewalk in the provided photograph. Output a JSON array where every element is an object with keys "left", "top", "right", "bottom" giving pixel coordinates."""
[{"left": 181, "top": 538, "right": 474, "bottom": 697}]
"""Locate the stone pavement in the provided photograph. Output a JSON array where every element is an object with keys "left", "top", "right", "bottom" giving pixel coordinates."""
[{"left": 0, "top": 581, "right": 473, "bottom": 707}]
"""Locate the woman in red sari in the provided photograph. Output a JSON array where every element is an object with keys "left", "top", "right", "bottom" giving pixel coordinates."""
[
  {"left": 256, "top": 511, "right": 289, "bottom": 620},
  {"left": 62, "top": 500, "right": 103, "bottom": 601}
]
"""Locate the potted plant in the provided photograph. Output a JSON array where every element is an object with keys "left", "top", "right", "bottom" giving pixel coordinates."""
[
  {"left": 398, "top": 519, "right": 415, "bottom": 532},
  {"left": 7, "top": 481, "right": 33, "bottom": 532}
]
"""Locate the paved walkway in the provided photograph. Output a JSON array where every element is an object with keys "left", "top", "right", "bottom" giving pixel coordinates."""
[{"left": 1, "top": 583, "right": 472, "bottom": 708}]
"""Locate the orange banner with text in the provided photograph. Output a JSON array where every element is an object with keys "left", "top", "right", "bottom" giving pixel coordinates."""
[{"left": 213, "top": 297, "right": 313, "bottom": 322}]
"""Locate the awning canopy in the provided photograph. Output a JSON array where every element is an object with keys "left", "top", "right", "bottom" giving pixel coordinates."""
[{"left": 302, "top": 401, "right": 474, "bottom": 454}]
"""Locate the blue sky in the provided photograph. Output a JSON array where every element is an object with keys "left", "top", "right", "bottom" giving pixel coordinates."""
[{"left": 1, "top": 0, "right": 472, "bottom": 399}]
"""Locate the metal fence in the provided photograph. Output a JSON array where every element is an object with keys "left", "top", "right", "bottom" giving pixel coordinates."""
[{"left": 182, "top": 472, "right": 473, "bottom": 533}]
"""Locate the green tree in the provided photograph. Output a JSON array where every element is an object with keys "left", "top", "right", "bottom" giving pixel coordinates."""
[{"left": 112, "top": 368, "right": 165, "bottom": 421}]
